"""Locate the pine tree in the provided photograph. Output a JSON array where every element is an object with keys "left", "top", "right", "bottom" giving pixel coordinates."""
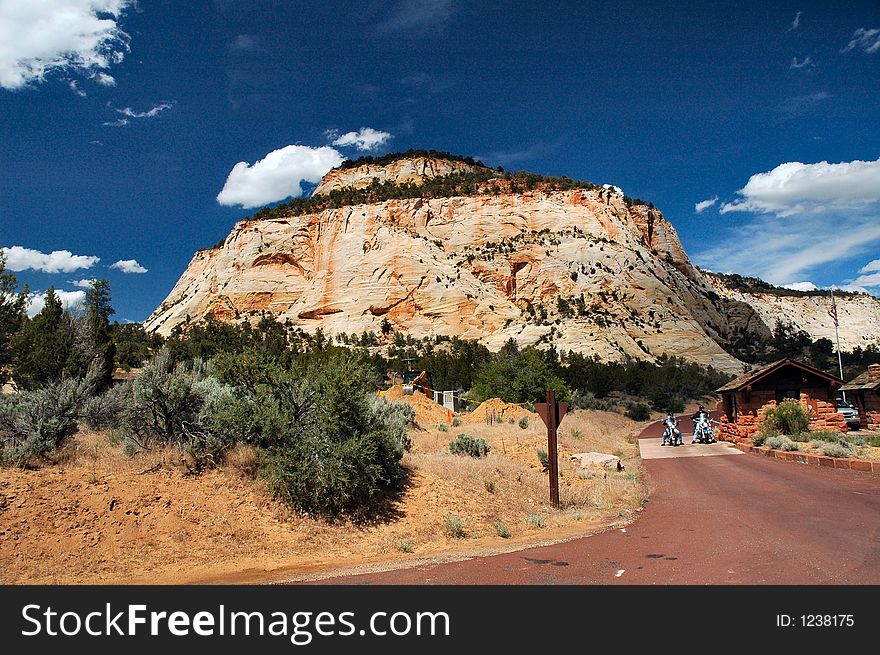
[
  {"left": 12, "top": 286, "right": 73, "bottom": 389},
  {"left": 0, "top": 253, "right": 26, "bottom": 385}
]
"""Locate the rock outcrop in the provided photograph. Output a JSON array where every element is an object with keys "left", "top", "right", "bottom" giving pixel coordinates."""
[
  {"left": 145, "top": 157, "right": 880, "bottom": 374},
  {"left": 313, "top": 156, "right": 483, "bottom": 196}
]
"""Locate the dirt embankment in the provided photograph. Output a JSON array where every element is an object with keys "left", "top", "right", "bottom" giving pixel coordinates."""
[{"left": 0, "top": 410, "right": 647, "bottom": 584}]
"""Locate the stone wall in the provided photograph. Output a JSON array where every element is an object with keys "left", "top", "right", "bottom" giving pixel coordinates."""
[{"left": 719, "top": 391, "right": 847, "bottom": 441}]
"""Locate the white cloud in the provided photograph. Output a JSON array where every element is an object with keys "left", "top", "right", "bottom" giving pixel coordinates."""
[
  {"left": 0, "top": 0, "right": 132, "bottom": 90},
  {"left": 790, "top": 56, "right": 814, "bottom": 70},
  {"left": 694, "top": 196, "right": 718, "bottom": 213},
  {"left": 842, "top": 28, "right": 880, "bottom": 54},
  {"left": 94, "top": 72, "right": 116, "bottom": 86},
  {"left": 104, "top": 102, "right": 175, "bottom": 126},
  {"left": 696, "top": 214, "right": 880, "bottom": 286},
  {"left": 697, "top": 158, "right": 880, "bottom": 286},
  {"left": 719, "top": 158, "right": 880, "bottom": 217},
  {"left": 1, "top": 246, "right": 99, "bottom": 273},
  {"left": 848, "top": 259, "right": 880, "bottom": 290},
  {"left": 376, "top": 0, "right": 455, "bottom": 34},
  {"left": 216, "top": 145, "right": 345, "bottom": 209},
  {"left": 779, "top": 91, "right": 829, "bottom": 116},
  {"left": 68, "top": 80, "right": 86, "bottom": 97},
  {"left": 331, "top": 127, "right": 392, "bottom": 152},
  {"left": 229, "top": 34, "right": 259, "bottom": 51},
  {"left": 782, "top": 281, "right": 817, "bottom": 291},
  {"left": 860, "top": 259, "right": 880, "bottom": 273},
  {"left": 788, "top": 11, "right": 802, "bottom": 31},
  {"left": 26, "top": 289, "right": 86, "bottom": 318},
  {"left": 69, "top": 278, "right": 97, "bottom": 288},
  {"left": 110, "top": 259, "right": 147, "bottom": 274}
]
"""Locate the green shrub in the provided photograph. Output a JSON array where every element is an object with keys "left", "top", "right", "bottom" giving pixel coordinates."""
[
  {"left": 625, "top": 403, "right": 651, "bottom": 421},
  {"left": 451, "top": 417, "right": 461, "bottom": 427},
  {"left": 536, "top": 448, "right": 549, "bottom": 470},
  {"left": 493, "top": 520, "right": 510, "bottom": 538},
  {"left": 448, "top": 433, "right": 490, "bottom": 458},
  {"left": 525, "top": 514, "right": 546, "bottom": 528},
  {"left": 762, "top": 399, "right": 810, "bottom": 435},
  {"left": 80, "top": 382, "right": 131, "bottom": 430},
  {"left": 261, "top": 356, "right": 408, "bottom": 517},
  {"left": 848, "top": 435, "right": 865, "bottom": 446},
  {"left": 569, "top": 390, "right": 615, "bottom": 412},
  {"left": 780, "top": 439, "right": 800, "bottom": 452},
  {"left": 508, "top": 416, "right": 515, "bottom": 424},
  {"left": 821, "top": 441, "right": 852, "bottom": 458},
  {"left": 0, "top": 377, "right": 85, "bottom": 467},
  {"left": 484, "top": 479, "right": 496, "bottom": 493},
  {"left": 765, "top": 434, "right": 799, "bottom": 451},
  {"left": 443, "top": 516, "right": 467, "bottom": 538},
  {"left": 396, "top": 539, "right": 414, "bottom": 553},
  {"left": 518, "top": 416, "right": 529, "bottom": 429},
  {"left": 751, "top": 428, "right": 779, "bottom": 447},
  {"left": 436, "top": 422, "right": 449, "bottom": 432},
  {"left": 868, "top": 435, "right": 880, "bottom": 448},
  {"left": 805, "top": 430, "right": 842, "bottom": 443}
]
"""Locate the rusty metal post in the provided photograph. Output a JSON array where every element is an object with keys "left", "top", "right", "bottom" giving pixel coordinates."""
[{"left": 546, "top": 389, "right": 560, "bottom": 509}]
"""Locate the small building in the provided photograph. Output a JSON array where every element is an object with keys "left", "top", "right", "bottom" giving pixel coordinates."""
[
  {"left": 840, "top": 364, "right": 880, "bottom": 432},
  {"left": 716, "top": 359, "right": 847, "bottom": 441}
]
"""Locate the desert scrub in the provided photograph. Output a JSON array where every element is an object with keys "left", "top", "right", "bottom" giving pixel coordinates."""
[
  {"left": 451, "top": 417, "right": 461, "bottom": 427},
  {"left": 0, "top": 377, "right": 85, "bottom": 467},
  {"left": 493, "top": 520, "right": 510, "bottom": 538},
  {"left": 518, "top": 416, "right": 529, "bottom": 429},
  {"left": 762, "top": 399, "right": 810, "bottom": 435},
  {"left": 484, "top": 479, "right": 496, "bottom": 493},
  {"left": 821, "top": 441, "right": 852, "bottom": 458},
  {"left": 805, "top": 430, "right": 843, "bottom": 443},
  {"left": 536, "top": 448, "right": 549, "bottom": 471},
  {"left": 524, "top": 514, "right": 546, "bottom": 528},
  {"left": 508, "top": 416, "right": 515, "bottom": 424},
  {"left": 764, "top": 435, "right": 799, "bottom": 451},
  {"left": 448, "top": 433, "right": 490, "bottom": 458},
  {"left": 625, "top": 403, "right": 651, "bottom": 421},
  {"left": 396, "top": 539, "right": 414, "bottom": 553},
  {"left": 436, "top": 422, "right": 449, "bottom": 432},
  {"left": 443, "top": 516, "right": 467, "bottom": 538}
]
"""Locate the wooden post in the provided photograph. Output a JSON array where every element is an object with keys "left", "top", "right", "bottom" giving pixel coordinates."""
[
  {"left": 546, "top": 390, "right": 560, "bottom": 508},
  {"left": 535, "top": 390, "right": 567, "bottom": 509}
]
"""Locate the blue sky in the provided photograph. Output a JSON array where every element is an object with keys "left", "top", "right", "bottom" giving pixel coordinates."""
[{"left": 1, "top": 0, "right": 879, "bottom": 322}]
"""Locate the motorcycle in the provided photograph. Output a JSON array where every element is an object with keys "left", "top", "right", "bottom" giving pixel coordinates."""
[
  {"left": 661, "top": 416, "right": 683, "bottom": 446},
  {"left": 692, "top": 414, "right": 717, "bottom": 444}
]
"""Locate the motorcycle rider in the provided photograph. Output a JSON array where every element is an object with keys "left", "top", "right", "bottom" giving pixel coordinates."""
[
  {"left": 691, "top": 404, "right": 714, "bottom": 443},
  {"left": 661, "top": 412, "right": 682, "bottom": 446}
]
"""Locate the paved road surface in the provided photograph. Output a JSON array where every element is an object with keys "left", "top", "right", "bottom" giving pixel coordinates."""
[{"left": 310, "top": 414, "right": 880, "bottom": 584}]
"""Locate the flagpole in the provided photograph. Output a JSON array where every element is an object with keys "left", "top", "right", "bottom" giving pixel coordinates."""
[{"left": 830, "top": 289, "right": 846, "bottom": 402}]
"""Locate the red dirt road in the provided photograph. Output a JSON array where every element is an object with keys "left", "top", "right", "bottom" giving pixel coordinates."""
[{"left": 309, "top": 416, "right": 880, "bottom": 584}]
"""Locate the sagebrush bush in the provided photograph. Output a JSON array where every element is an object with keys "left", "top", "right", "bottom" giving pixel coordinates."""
[
  {"left": 762, "top": 399, "right": 810, "bottom": 435},
  {"left": 525, "top": 514, "right": 546, "bottom": 528},
  {"left": 493, "top": 520, "right": 510, "bottom": 538},
  {"left": 451, "top": 417, "right": 461, "bottom": 427},
  {"left": 260, "top": 353, "right": 408, "bottom": 517},
  {"left": 80, "top": 381, "right": 131, "bottom": 430},
  {"left": 569, "top": 389, "right": 615, "bottom": 412},
  {"left": 436, "top": 422, "right": 449, "bottom": 432},
  {"left": 443, "top": 516, "right": 467, "bottom": 538},
  {"left": 536, "top": 448, "right": 549, "bottom": 470},
  {"left": 518, "top": 416, "right": 528, "bottom": 429},
  {"left": 448, "top": 433, "right": 490, "bottom": 458},
  {"left": 821, "top": 441, "right": 851, "bottom": 458},
  {"left": 625, "top": 403, "right": 652, "bottom": 421},
  {"left": 751, "top": 428, "right": 779, "bottom": 447},
  {"left": 0, "top": 377, "right": 85, "bottom": 467},
  {"left": 807, "top": 430, "right": 844, "bottom": 443}
]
